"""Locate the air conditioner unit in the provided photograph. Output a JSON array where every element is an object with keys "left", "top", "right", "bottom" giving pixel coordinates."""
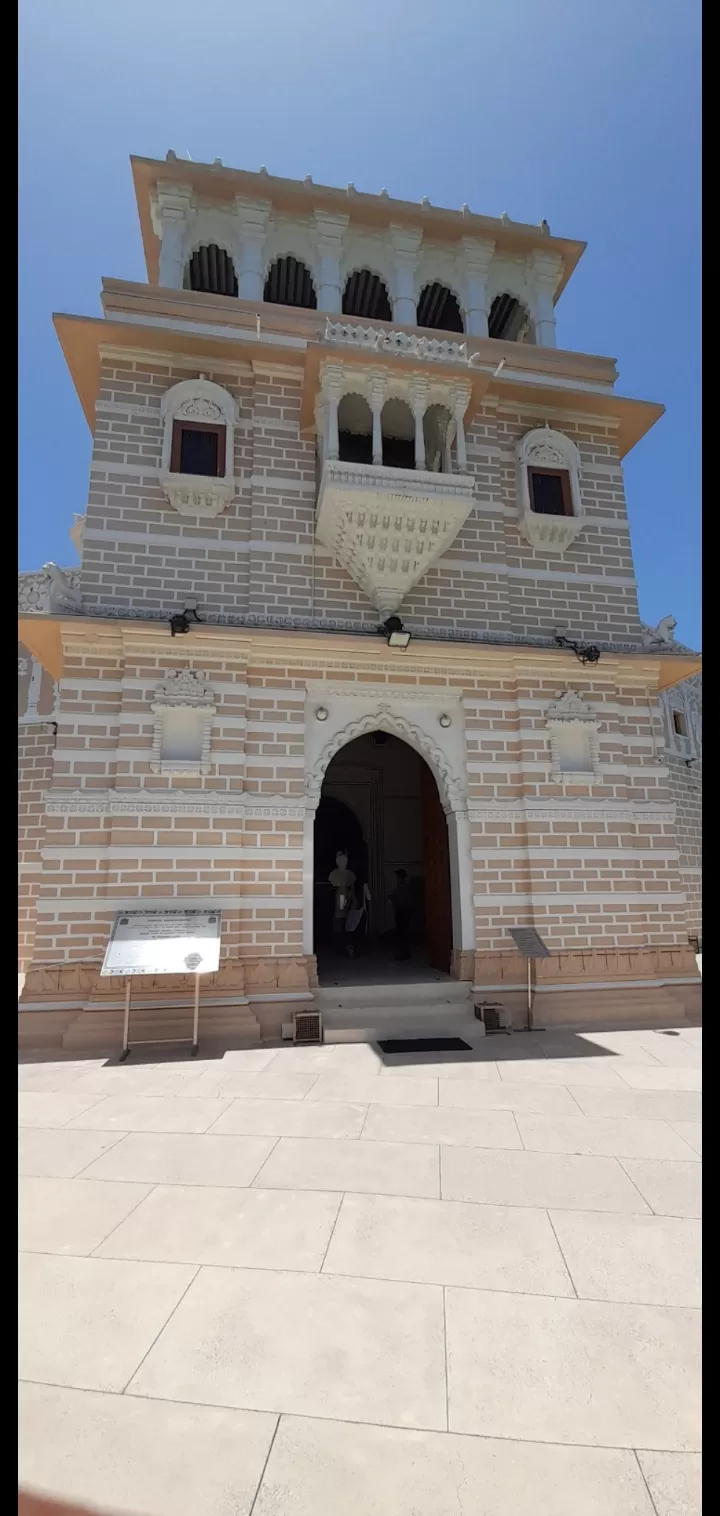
[{"left": 293, "top": 1010, "right": 323, "bottom": 1044}]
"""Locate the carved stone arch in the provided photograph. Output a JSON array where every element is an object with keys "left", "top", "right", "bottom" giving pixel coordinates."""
[
  {"left": 306, "top": 706, "right": 466, "bottom": 814},
  {"left": 159, "top": 379, "right": 238, "bottom": 517},
  {"left": 183, "top": 238, "right": 239, "bottom": 296}
]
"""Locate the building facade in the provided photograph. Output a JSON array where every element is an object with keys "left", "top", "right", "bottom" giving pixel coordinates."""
[{"left": 18, "top": 154, "right": 701, "bottom": 1045}]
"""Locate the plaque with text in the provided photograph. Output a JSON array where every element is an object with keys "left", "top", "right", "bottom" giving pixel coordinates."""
[
  {"left": 101, "top": 910, "right": 221, "bottom": 977},
  {"left": 508, "top": 927, "right": 550, "bottom": 960}
]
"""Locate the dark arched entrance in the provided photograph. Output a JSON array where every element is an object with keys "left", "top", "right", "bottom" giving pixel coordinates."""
[{"left": 313, "top": 731, "right": 452, "bottom": 984}]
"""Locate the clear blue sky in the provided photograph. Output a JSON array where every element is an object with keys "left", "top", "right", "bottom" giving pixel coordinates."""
[{"left": 19, "top": 0, "right": 701, "bottom": 647}]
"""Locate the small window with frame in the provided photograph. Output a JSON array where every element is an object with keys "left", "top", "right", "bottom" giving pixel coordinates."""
[
  {"left": 170, "top": 420, "right": 226, "bottom": 478},
  {"left": 672, "top": 709, "right": 688, "bottom": 737},
  {"left": 528, "top": 467, "right": 573, "bottom": 517}
]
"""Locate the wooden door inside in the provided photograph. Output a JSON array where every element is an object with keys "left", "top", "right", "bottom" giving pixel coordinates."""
[{"left": 420, "top": 761, "right": 453, "bottom": 972}]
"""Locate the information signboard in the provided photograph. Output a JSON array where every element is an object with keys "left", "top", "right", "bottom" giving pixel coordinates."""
[
  {"left": 101, "top": 910, "right": 221, "bottom": 978},
  {"left": 507, "top": 927, "right": 550, "bottom": 960}
]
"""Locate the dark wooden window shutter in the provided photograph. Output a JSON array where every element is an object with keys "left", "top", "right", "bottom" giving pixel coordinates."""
[
  {"left": 528, "top": 467, "right": 573, "bottom": 516},
  {"left": 170, "top": 421, "right": 226, "bottom": 477}
]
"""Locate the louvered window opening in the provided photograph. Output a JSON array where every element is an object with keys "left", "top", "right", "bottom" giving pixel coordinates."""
[
  {"left": 342, "top": 270, "right": 392, "bottom": 321},
  {"left": 264, "top": 257, "right": 317, "bottom": 309},
  {"left": 171, "top": 422, "right": 225, "bottom": 478},
  {"left": 417, "top": 283, "right": 464, "bottom": 333},
  {"left": 187, "top": 245, "right": 238, "bottom": 297},
  {"left": 489, "top": 292, "right": 530, "bottom": 341},
  {"left": 528, "top": 468, "right": 572, "bottom": 517}
]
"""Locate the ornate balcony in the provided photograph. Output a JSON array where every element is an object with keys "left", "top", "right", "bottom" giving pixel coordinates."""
[{"left": 316, "top": 459, "right": 475, "bottom": 616}]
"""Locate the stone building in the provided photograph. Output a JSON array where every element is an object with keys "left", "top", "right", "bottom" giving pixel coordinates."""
[{"left": 18, "top": 153, "right": 701, "bottom": 1047}]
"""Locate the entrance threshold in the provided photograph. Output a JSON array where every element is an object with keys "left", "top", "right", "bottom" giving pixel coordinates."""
[{"left": 314, "top": 976, "right": 479, "bottom": 1045}]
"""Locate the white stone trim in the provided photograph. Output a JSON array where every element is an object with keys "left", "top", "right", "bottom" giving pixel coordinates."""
[
  {"left": 473, "top": 891, "right": 687, "bottom": 907},
  {"left": 148, "top": 670, "right": 216, "bottom": 776},
  {"left": 43, "top": 790, "right": 304, "bottom": 819},
  {"left": 34, "top": 895, "right": 303, "bottom": 914},
  {"left": 544, "top": 690, "right": 601, "bottom": 785},
  {"left": 515, "top": 427, "right": 584, "bottom": 552}
]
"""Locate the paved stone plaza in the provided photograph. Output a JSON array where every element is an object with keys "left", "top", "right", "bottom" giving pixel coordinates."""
[{"left": 18, "top": 1025, "right": 701, "bottom": 1516}]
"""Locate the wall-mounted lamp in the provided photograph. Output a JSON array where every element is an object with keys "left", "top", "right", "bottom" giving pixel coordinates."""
[
  {"left": 315, "top": 706, "right": 329, "bottom": 722},
  {"left": 554, "top": 633, "right": 601, "bottom": 665},
  {"left": 438, "top": 713, "right": 452, "bottom": 729},
  {"left": 380, "top": 616, "right": 411, "bottom": 650},
  {"left": 169, "top": 605, "right": 202, "bottom": 638}
]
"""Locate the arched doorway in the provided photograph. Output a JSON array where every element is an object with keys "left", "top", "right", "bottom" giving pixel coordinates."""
[{"left": 313, "top": 731, "right": 453, "bottom": 983}]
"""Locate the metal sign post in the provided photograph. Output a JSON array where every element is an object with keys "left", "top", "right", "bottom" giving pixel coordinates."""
[
  {"left": 101, "top": 910, "right": 221, "bottom": 1060},
  {"left": 507, "top": 927, "right": 550, "bottom": 1031}
]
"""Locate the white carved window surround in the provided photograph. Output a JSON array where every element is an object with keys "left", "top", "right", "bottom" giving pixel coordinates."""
[
  {"left": 150, "top": 670, "right": 216, "bottom": 775},
  {"left": 159, "top": 378, "right": 237, "bottom": 518},
  {"left": 516, "top": 427, "right": 584, "bottom": 553},
  {"left": 545, "top": 690, "right": 601, "bottom": 784}
]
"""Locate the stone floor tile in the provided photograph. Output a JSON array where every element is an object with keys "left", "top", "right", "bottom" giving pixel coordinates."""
[
  {"left": 378, "top": 1056, "right": 502, "bottom": 1082},
  {"left": 636, "top": 1450, "right": 702, "bottom": 1516},
  {"left": 206, "top": 1098, "right": 367, "bottom": 1139},
  {"left": 128, "top": 1265, "right": 447, "bottom": 1430},
  {"left": 253, "top": 1135, "right": 440, "bottom": 1197},
  {"left": 440, "top": 1079, "right": 580, "bottom": 1114},
  {"left": 498, "top": 1059, "right": 632, "bottom": 1088},
  {"left": 95, "top": 1183, "right": 340, "bottom": 1271},
  {"left": 323, "top": 1192, "right": 572, "bottom": 1294},
  {"left": 188, "top": 1071, "right": 320, "bottom": 1101},
  {"left": 65, "top": 1094, "right": 233, "bottom": 1134},
  {"left": 568, "top": 1087, "right": 702, "bottom": 1123},
  {"left": 310, "top": 1073, "right": 438, "bottom": 1106},
  {"left": 614, "top": 1067, "right": 702, "bottom": 1092},
  {"left": 669, "top": 1121, "right": 702, "bottom": 1156},
  {"left": 253, "top": 1414, "right": 657, "bottom": 1516},
  {"left": 263, "top": 1045, "right": 346, "bottom": 1074},
  {"left": 549, "top": 1210, "right": 702, "bottom": 1307},
  {"left": 620, "top": 1159, "right": 703, "bottom": 1218},
  {"left": 18, "top": 1127, "right": 126, "bottom": 1179},
  {"left": 18, "top": 1381, "right": 277, "bottom": 1516},
  {"left": 441, "top": 1146, "right": 651, "bottom": 1212},
  {"left": 361, "top": 1102, "right": 522, "bottom": 1149},
  {"left": 18, "top": 1091, "right": 107, "bottom": 1128},
  {"left": 445, "top": 1288, "right": 701, "bottom": 1449},
  {"left": 80, "top": 1131, "right": 276, "bottom": 1187},
  {"left": 19, "top": 1252, "right": 196, "bottom": 1392},
  {"left": 19, "top": 1175, "right": 151, "bottom": 1256},
  {"left": 515, "top": 1113, "right": 699, "bottom": 1160}
]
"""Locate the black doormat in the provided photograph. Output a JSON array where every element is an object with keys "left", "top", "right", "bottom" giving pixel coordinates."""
[{"left": 377, "top": 1036, "right": 473, "bottom": 1054}]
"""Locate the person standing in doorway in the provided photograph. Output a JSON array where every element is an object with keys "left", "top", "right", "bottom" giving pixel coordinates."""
[{"left": 390, "top": 868, "right": 412, "bottom": 960}]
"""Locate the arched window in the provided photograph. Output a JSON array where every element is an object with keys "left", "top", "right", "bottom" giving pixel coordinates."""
[
  {"left": 342, "top": 269, "right": 392, "bottom": 322},
  {"left": 417, "top": 283, "right": 464, "bottom": 334},
  {"left": 381, "top": 398, "right": 415, "bottom": 470},
  {"left": 185, "top": 245, "right": 238, "bottom": 297},
  {"left": 264, "top": 256, "right": 317, "bottom": 309},
  {"left": 515, "top": 428, "right": 584, "bottom": 552},
  {"left": 159, "top": 379, "right": 237, "bottom": 518},
  {"left": 489, "top": 293, "right": 534, "bottom": 342},
  {"left": 338, "top": 394, "right": 373, "bottom": 464}
]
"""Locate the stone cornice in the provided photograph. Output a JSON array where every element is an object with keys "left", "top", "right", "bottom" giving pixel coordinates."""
[{"left": 43, "top": 789, "right": 305, "bottom": 819}]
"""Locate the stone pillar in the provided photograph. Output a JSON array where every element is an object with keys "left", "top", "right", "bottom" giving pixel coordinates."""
[
  {"left": 314, "top": 211, "right": 349, "bottom": 313},
  {"left": 151, "top": 182, "right": 195, "bottom": 289},
  {"left": 25, "top": 660, "right": 43, "bottom": 721},
  {"left": 460, "top": 236, "right": 495, "bottom": 337},
  {"left": 369, "top": 371, "right": 386, "bottom": 464},
  {"left": 410, "top": 379, "right": 429, "bottom": 470},
  {"left": 527, "top": 250, "right": 563, "bottom": 348},
  {"left": 451, "top": 385, "right": 471, "bottom": 473},
  {"left": 390, "top": 226, "right": 423, "bottom": 326},
  {"left": 234, "top": 198, "right": 271, "bottom": 302},
  {"left": 322, "top": 364, "right": 344, "bottom": 461}
]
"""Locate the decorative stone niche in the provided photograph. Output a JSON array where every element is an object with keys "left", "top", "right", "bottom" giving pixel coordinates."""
[
  {"left": 150, "top": 669, "right": 216, "bottom": 775},
  {"left": 515, "top": 427, "right": 584, "bottom": 552},
  {"left": 159, "top": 378, "right": 237, "bottom": 518},
  {"left": 545, "top": 690, "right": 600, "bottom": 783}
]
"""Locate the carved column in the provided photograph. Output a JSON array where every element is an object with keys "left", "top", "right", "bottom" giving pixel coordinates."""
[
  {"left": 369, "top": 370, "right": 386, "bottom": 465},
  {"left": 451, "top": 384, "right": 471, "bottom": 472},
  {"left": 390, "top": 226, "right": 423, "bottom": 326},
  {"left": 25, "top": 660, "right": 43, "bottom": 721},
  {"left": 460, "top": 236, "right": 495, "bottom": 337},
  {"left": 152, "top": 182, "right": 194, "bottom": 289},
  {"left": 410, "top": 378, "right": 429, "bottom": 470},
  {"left": 314, "top": 211, "right": 349, "bottom": 313},
  {"left": 234, "top": 198, "right": 271, "bottom": 301},
  {"left": 527, "top": 250, "right": 563, "bottom": 348},
  {"left": 322, "top": 364, "right": 344, "bottom": 461}
]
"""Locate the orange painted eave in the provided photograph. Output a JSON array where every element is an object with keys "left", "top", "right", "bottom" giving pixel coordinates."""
[
  {"left": 130, "top": 154, "right": 586, "bottom": 300},
  {"left": 489, "top": 374, "right": 665, "bottom": 458}
]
